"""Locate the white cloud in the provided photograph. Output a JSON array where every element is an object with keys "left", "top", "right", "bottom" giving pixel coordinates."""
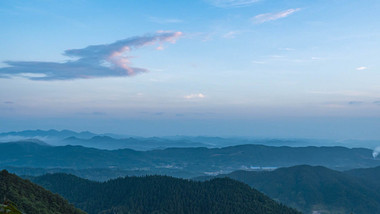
[
  {"left": 252, "top": 8, "right": 301, "bottom": 24},
  {"left": 279, "top": 48, "right": 295, "bottom": 51},
  {"left": 373, "top": 146, "right": 380, "bottom": 158},
  {"left": 356, "top": 66, "right": 368, "bottom": 71},
  {"left": 269, "top": 55, "right": 285, "bottom": 58},
  {"left": 252, "top": 60, "right": 266, "bottom": 64},
  {"left": 184, "top": 93, "right": 206, "bottom": 99},
  {"left": 223, "top": 31, "right": 240, "bottom": 39},
  {"left": 311, "top": 57, "right": 322, "bottom": 60}
]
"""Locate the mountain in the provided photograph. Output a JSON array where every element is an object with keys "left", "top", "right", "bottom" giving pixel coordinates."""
[
  {"left": 6, "top": 166, "right": 201, "bottom": 182},
  {"left": 31, "top": 173, "right": 300, "bottom": 214},
  {"left": 1, "top": 141, "right": 379, "bottom": 179},
  {"left": 62, "top": 136, "right": 209, "bottom": 150},
  {"left": 0, "top": 170, "right": 85, "bottom": 214},
  {"left": 2, "top": 129, "right": 378, "bottom": 151},
  {"left": 0, "top": 129, "right": 97, "bottom": 139},
  {"left": 0, "top": 129, "right": 212, "bottom": 150},
  {"left": 345, "top": 166, "right": 380, "bottom": 190},
  {"left": 196, "top": 165, "right": 380, "bottom": 214}
]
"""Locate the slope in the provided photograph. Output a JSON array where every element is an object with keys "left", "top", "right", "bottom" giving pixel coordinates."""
[
  {"left": 0, "top": 170, "right": 85, "bottom": 214},
  {"left": 31, "top": 173, "right": 301, "bottom": 214},
  {"left": 198, "top": 165, "right": 380, "bottom": 214}
]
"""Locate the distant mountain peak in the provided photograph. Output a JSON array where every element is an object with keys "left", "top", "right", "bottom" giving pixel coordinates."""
[
  {"left": 14, "top": 139, "right": 50, "bottom": 146},
  {"left": 0, "top": 129, "right": 98, "bottom": 139}
]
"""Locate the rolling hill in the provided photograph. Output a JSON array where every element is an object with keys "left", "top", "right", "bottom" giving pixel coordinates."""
[
  {"left": 31, "top": 173, "right": 301, "bottom": 214},
  {"left": 197, "top": 165, "right": 380, "bottom": 214}
]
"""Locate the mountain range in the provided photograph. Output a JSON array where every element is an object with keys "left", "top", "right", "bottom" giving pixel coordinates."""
[
  {"left": 1, "top": 129, "right": 379, "bottom": 150},
  {"left": 1, "top": 140, "right": 379, "bottom": 179}
]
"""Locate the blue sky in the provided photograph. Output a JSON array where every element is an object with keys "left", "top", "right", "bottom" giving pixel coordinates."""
[{"left": 0, "top": 0, "right": 380, "bottom": 139}]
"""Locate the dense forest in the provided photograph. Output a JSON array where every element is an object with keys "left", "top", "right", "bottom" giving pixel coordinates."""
[
  {"left": 31, "top": 173, "right": 301, "bottom": 214},
  {"left": 197, "top": 165, "right": 380, "bottom": 214},
  {"left": 0, "top": 170, "right": 85, "bottom": 214}
]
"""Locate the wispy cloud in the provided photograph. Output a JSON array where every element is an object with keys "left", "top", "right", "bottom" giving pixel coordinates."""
[
  {"left": 252, "top": 60, "right": 266, "bottom": 64},
  {"left": 279, "top": 48, "right": 295, "bottom": 51},
  {"left": 356, "top": 66, "right": 368, "bottom": 71},
  {"left": 311, "top": 57, "right": 323, "bottom": 60},
  {"left": 252, "top": 8, "right": 301, "bottom": 24},
  {"left": 0, "top": 31, "right": 182, "bottom": 80},
  {"left": 184, "top": 93, "right": 206, "bottom": 99},
  {"left": 206, "top": 0, "right": 260, "bottom": 8},
  {"left": 148, "top": 16, "right": 183, "bottom": 24},
  {"left": 223, "top": 31, "right": 240, "bottom": 39}
]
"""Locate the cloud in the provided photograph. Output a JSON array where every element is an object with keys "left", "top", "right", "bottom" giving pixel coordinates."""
[
  {"left": 223, "top": 31, "right": 240, "bottom": 39},
  {"left": 311, "top": 57, "right": 323, "bottom": 60},
  {"left": 0, "top": 31, "right": 182, "bottom": 80},
  {"left": 373, "top": 146, "right": 380, "bottom": 158},
  {"left": 252, "top": 8, "right": 301, "bottom": 24},
  {"left": 374, "top": 101, "right": 380, "bottom": 105},
  {"left": 184, "top": 93, "right": 206, "bottom": 99},
  {"left": 279, "top": 48, "right": 295, "bottom": 51},
  {"left": 252, "top": 60, "right": 266, "bottom": 64},
  {"left": 206, "top": 0, "right": 260, "bottom": 8},
  {"left": 356, "top": 66, "right": 368, "bottom": 71},
  {"left": 156, "top": 45, "right": 165, "bottom": 50}
]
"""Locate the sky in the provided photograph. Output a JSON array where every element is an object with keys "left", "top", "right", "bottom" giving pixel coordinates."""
[{"left": 0, "top": 0, "right": 380, "bottom": 139}]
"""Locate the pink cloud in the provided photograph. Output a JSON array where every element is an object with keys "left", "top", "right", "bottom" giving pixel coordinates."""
[
  {"left": 0, "top": 31, "right": 183, "bottom": 80},
  {"left": 252, "top": 8, "right": 301, "bottom": 24}
]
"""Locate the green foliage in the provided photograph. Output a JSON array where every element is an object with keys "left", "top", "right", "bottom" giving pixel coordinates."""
[
  {"left": 0, "top": 200, "right": 22, "bottom": 214},
  {"left": 32, "top": 173, "right": 301, "bottom": 214},
  {"left": 346, "top": 166, "right": 380, "bottom": 189},
  {"left": 0, "top": 170, "right": 85, "bottom": 214},
  {"left": 201, "top": 165, "right": 380, "bottom": 214}
]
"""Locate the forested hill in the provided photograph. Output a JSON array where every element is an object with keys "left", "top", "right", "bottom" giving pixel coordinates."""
[
  {"left": 1, "top": 141, "right": 378, "bottom": 174},
  {"left": 196, "top": 165, "right": 380, "bottom": 214},
  {"left": 0, "top": 170, "right": 85, "bottom": 214},
  {"left": 345, "top": 166, "right": 380, "bottom": 190},
  {"left": 31, "top": 173, "right": 301, "bottom": 214}
]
